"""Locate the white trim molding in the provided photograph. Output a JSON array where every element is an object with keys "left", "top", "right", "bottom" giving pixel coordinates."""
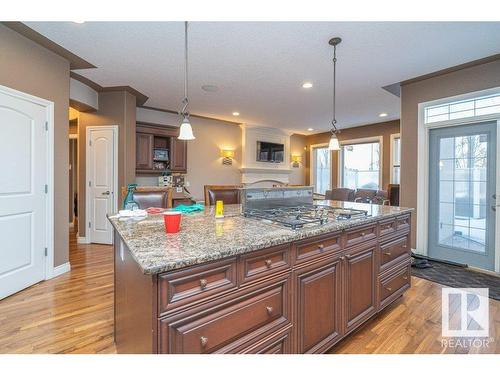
[
  {"left": 389, "top": 133, "right": 401, "bottom": 184},
  {"left": 416, "top": 86, "right": 500, "bottom": 273},
  {"left": 49, "top": 262, "right": 71, "bottom": 279},
  {"left": 309, "top": 143, "right": 331, "bottom": 193},
  {"left": 338, "top": 136, "right": 384, "bottom": 190},
  {"left": 77, "top": 236, "right": 90, "bottom": 244}
]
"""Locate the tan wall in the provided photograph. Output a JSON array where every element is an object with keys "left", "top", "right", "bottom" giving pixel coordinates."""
[
  {"left": 289, "top": 134, "right": 307, "bottom": 185},
  {"left": 305, "top": 120, "right": 400, "bottom": 189},
  {"left": 0, "top": 25, "right": 70, "bottom": 267},
  {"left": 77, "top": 91, "right": 136, "bottom": 236},
  {"left": 401, "top": 59, "right": 500, "bottom": 249},
  {"left": 135, "top": 121, "right": 307, "bottom": 200},
  {"left": 185, "top": 121, "right": 243, "bottom": 200}
]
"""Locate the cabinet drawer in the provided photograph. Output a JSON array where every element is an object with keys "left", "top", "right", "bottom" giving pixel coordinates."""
[
  {"left": 378, "top": 261, "right": 411, "bottom": 310},
  {"left": 378, "top": 218, "right": 396, "bottom": 238},
  {"left": 239, "top": 244, "right": 291, "bottom": 284},
  {"left": 396, "top": 214, "right": 411, "bottom": 232},
  {"left": 293, "top": 231, "right": 342, "bottom": 264},
  {"left": 160, "top": 277, "right": 290, "bottom": 353},
  {"left": 344, "top": 224, "right": 377, "bottom": 249},
  {"left": 379, "top": 235, "right": 410, "bottom": 272},
  {"left": 239, "top": 326, "right": 292, "bottom": 354},
  {"left": 158, "top": 257, "right": 237, "bottom": 314}
]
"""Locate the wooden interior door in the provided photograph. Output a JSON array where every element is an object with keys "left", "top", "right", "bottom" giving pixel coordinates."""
[
  {"left": 294, "top": 256, "right": 343, "bottom": 353},
  {"left": 344, "top": 246, "right": 377, "bottom": 333},
  {"left": 0, "top": 87, "right": 48, "bottom": 299}
]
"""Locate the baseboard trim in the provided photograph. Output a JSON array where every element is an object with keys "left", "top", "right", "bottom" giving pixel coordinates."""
[
  {"left": 48, "top": 262, "right": 71, "bottom": 279},
  {"left": 77, "top": 236, "right": 90, "bottom": 244}
]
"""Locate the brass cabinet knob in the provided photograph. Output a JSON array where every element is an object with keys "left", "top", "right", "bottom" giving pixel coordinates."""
[
  {"left": 317, "top": 244, "right": 324, "bottom": 251},
  {"left": 199, "top": 279, "right": 208, "bottom": 290},
  {"left": 361, "top": 232, "right": 366, "bottom": 237},
  {"left": 402, "top": 244, "right": 407, "bottom": 249},
  {"left": 403, "top": 275, "right": 408, "bottom": 280},
  {"left": 265, "top": 259, "right": 272, "bottom": 268},
  {"left": 340, "top": 256, "right": 346, "bottom": 261},
  {"left": 200, "top": 336, "right": 208, "bottom": 347},
  {"left": 266, "top": 306, "right": 273, "bottom": 315}
]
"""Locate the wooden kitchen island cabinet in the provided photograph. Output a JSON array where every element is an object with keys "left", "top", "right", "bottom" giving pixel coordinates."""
[{"left": 113, "top": 212, "right": 412, "bottom": 354}]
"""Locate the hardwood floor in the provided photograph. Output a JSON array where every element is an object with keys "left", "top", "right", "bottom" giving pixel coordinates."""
[{"left": 0, "top": 229, "right": 498, "bottom": 354}]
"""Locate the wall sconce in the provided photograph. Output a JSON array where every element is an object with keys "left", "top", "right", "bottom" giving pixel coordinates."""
[
  {"left": 220, "top": 149, "right": 235, "bottom": 165},
  {"left": 291, "top": 155, "right": 302, "bottom": 168}
]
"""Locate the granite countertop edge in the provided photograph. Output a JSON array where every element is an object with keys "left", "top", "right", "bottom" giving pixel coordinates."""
[{"left": 109, "top": 204, "right": 414, "bottom": 275}]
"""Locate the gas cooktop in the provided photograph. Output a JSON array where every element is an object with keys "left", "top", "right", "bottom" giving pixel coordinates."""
[{"left": 243, "top": 204, "right": 368, "bottom": 230}]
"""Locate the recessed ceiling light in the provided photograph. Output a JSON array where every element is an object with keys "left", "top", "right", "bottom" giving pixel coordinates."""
[
  {"left": 201, "top": 84, "right": 218, "bottom": 92},
  {"left": 379, "top": 113, "right": 388, "bottom": 117},
  {"left": 73, "top": 21, "right": 85, "bottom": 24},
  {"left": 307, "top": 128, "right": 314, "bottom": 131},
  {"left": 232, "top": 112, "right": 240, "bottom": 116},
  {"left": 302, "top": 82, "right": 313, "bottom": 89}
]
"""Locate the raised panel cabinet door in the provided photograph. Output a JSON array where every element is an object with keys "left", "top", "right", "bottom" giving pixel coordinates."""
[
  {"left": 295, "top": 256, "right": 343, "bottom": 353},
  {"left": 344, "top": 246, "right": 377, "bottom": 333},
  {"left": 170, "top": 137, "right": 187, "bottom": 172},
  {"left": 136, "top": 133, "right": 153, "bottom": 170}
]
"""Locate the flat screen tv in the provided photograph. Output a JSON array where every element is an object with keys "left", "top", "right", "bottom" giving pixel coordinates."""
[{"left": 256, "top": 141, "right": 284, "bottom": 163}]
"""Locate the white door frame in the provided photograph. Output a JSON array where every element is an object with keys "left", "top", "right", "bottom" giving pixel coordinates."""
[
  {"left": 338, "top": 136, "right": 383, "bottom": 189},
  {"left": 416, "top": 88, "right": 500, "bottom": 273},
  {"left": 389, "top": 133, "right": 401, "bottom": 184},
  {"left": 85, "top": 125, "right": 118, "bottom": 244},
  {"left": 310, "top": 143, "right": 330, "bottom": 193},
  {"left": 0, "top": 84, "right": 56, "bottom": 280}
]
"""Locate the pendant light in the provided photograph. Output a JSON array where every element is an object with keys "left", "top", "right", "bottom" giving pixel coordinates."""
[
  {"left": 328, "top": 37, "right": 341, "bottom": 151},
  {"left": 178, "top": 21, "right": 195, "bottom": 140}
]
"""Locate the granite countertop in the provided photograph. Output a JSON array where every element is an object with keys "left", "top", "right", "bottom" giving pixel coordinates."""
[{"left": 108, "top": 201, "right": 413, "bottom": 275}]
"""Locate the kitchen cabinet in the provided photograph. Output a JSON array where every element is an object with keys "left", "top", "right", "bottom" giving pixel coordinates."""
[
  {"left": 170, "top": 137, "right": 187, "bottom": 172},
  {"left": 343, "top": 246, "right": 377, "bottom": 333},
  {"left": 136, "top": 133, "right": 154, "bottom": 170},
  {"left": 135, "top": 122, "right": 188, "bottom": 174},
  {"left": 113, "top": 213, "right": 412, "bottom": 354},
  {"left": 294, "top": 255, "right": 343, "bottom": 353}
]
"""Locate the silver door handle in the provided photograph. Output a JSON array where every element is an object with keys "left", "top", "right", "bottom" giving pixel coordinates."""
[{"left": 102, "top": 191, "right": 110, "bottom": 196}]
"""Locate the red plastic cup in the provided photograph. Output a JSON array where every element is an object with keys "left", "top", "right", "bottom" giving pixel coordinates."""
[{"left": 163, "top": 211, "right": 181, "bottom": 233}]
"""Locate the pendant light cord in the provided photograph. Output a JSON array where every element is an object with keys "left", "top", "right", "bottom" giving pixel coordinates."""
[
  {"left": 331, "top": 44, "right": 338, "bottom": 135},
  {"left": 181, "top": 21, "right": 189, "bottom": 117}
]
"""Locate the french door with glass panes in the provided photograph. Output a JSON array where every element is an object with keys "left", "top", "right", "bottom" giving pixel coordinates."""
[{"left": 428, "top": 121, "right": 497, "bottom": 271}]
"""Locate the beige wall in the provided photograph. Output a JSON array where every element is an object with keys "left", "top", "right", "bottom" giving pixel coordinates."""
[
  {"left": 289, "top": 134, "right": 307, "bottom": 185},
  {"left": 305, "top": 120, "right": 400, "bottom": 190},
  {"left": 401, "top": 59, "right": 500, "bottom": 249},
  {"left": 135, "top": 118, "right": 307, "bottom": 200},
  {"left": 77, "top": 91, "right": 137, "bottom": 236},
  {"left": 0, "top": 25, "right": 70, "bottom": 267}
]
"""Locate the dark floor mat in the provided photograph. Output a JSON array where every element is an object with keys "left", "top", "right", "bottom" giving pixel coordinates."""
[{"left": 411, "top": 258, "right": 500, "bottom": 301}]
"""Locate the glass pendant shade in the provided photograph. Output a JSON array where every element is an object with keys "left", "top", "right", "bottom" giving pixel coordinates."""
[
  {"left": 178, "top": 117, "right": 195, "bottom": 140},
  {"left": 328, "top": 133, "right": 340, "bottom": 151}
]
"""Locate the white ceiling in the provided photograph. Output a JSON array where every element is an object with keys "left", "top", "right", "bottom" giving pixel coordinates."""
[{"left": 26, "top": 22, "right": 500, "bottom": 134}]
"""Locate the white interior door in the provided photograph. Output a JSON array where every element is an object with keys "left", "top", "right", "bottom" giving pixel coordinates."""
[
  {"left": 88, "top": 127, "right": 116, "bottom": 244},
  {"left": 0, "top": 88, "right": 48, "bottom": 299}
]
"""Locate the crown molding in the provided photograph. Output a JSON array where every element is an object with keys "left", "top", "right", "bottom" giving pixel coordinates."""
[
  {"left": 70, "top": 72, "right": 149, "bottom": 106},
  {"left": 138, "top": 105, "right": 241, "bottom": 125},
  {"left": 2, "top": 22, "right": 96, "bottom": 70},
  {"left": 401, "top": 53, "right": 500, "bottom": 86}
]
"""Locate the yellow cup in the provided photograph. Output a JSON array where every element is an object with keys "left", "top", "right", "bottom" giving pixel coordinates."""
[{"left": 215, "top": 200, "right": 224, "bottom": 218}]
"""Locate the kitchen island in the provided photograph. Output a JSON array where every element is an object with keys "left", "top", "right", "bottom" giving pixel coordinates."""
[{"left": 109, "top": 201, "right": 413, "bottom": 354}]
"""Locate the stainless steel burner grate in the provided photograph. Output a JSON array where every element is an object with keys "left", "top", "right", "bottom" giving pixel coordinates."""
[{"left": 243, "top": 204, "right": 368, "bottom": 230}]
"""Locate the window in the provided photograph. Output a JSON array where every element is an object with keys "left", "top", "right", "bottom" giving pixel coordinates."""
[
  {"left": 424, "top": 93, "right": 500, "bottom": 124},
  {"left": 391, "top": 134, "right": 401, "bottom": 184},
  {"left": 311, "top": 145, "right": 331, "bottom": 194},
  {"left": 341, "top": 139, "right": 381, "bottom": 190}
]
